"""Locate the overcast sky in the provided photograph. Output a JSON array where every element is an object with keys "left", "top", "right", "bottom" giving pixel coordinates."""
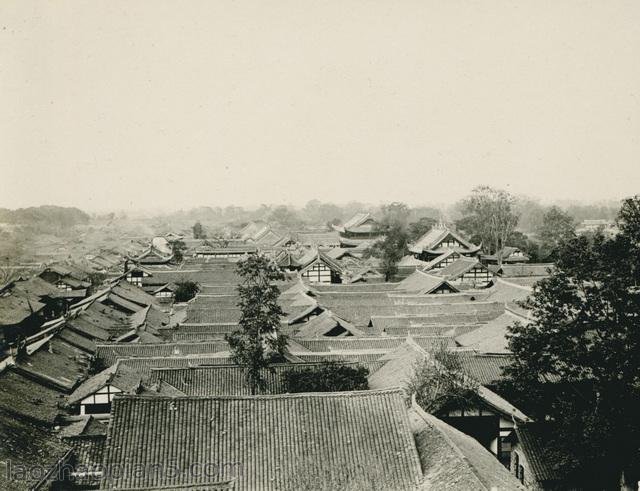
[{"left": 1, "top": 0, "right": 639, "bottom": 212}]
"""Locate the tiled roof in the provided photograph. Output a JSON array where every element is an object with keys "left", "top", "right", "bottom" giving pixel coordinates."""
[
  {"left": 457, "top": 352, "right": 513, "bottom": 385},
  {"left": 95, "top": 341, "right": 229, "bottom": 366},
  {"left": 66, "top": 316, "right": 112, "bottom": 341},
  {"left": 410, "top": 403, "right": 525, "bottom": 490},
  {"left": 295, "top": 230, "right": 341, "bottom": 246},
  {"left": 0, "top": 409, "right": 71, "bottom": 491},
  {"left": 341, "top": 212, "right": 375, "bottom": 230},
  {"left": 63, "top": 435, "right": 106, "bottom": 487},
  {"left": 198, "top": 285, "right": 239, "bottom": 295},
  {"left": 111, "top": 280, "right": 160, "bottom": 307},
  {"left": 14, "top": 335, "right": 88, "bottom": 391},
  {"left": 392, "top": 300, "right": 505, "bottom": 316},
  {"left": 397, "top": 254, "right": 429, "bottom": 268},
  {"left": 149, "top": 362, "right": 382, "bottom": 396},
  {"left": 66, "top": 362, "right": 142, "bottom": 405},
  {"left": 292, "top": 311, "right": 364, "bottom": 338},
  {"left": 515, "top": 423, "right": 561, "bottom": 482},
  {"left": 184, "top": 308, "right": 242, "bottom": 324},
  {"left": 409, "top": 226, "right": 479, "bottom": 254},
  {"left": 394, "top": 270, "right": 460, "bottom": 294},
  {"left": 314, "top": 291, "right": 394, "bottom": 306},
  {"left": 298, "top": 250, "right": 345, "bottom": 275},
  {"left": 106, "top": 293, "right": 145, "bottom": 313},
  {"left": 434, "top": 258, "right": 490, "bottom": 281},
  {"left": 12, "top": 276, "right": 62, "bottom": 299},
  {"left": 383, "top": 324, "right": 472, "bottom": 337},
  {"left": 311, "top": 282, "right": 398, "bottom": 293},
  {"left": 482, "top": 246, "right": 530, "bottom": 263},
  {"left": 368, "top": 341, "right": 427, "bottom": 391},
  {"left": 189, "top": 294, "right": 240, "bottom": 307},
  {"left": 420, "top": 250, "right": 461, "bottom": 271},
  {"left": 390, "top": 292, "right": 490, "bottom": 304},
  {"left": 293, "top": 352, "right": 386, "bottom": 363},
  {"left": 101, "top": 389, "right": 423, "bottom": 490},
  {"left": 500, "top": 276, "right": 543, "bottom": 288},
  {"left": 455, "top": 311, "right": 529, "bottom": 353},
  {"left": 0, "top": 368, "right": 66, "bottom": 424},
  {"left": 171, "top": 329, "right": 236, "bottom": 342},
  {"left": 58, "top": 327, "right": 97, "bottom": 353},
  {"left": 294, "top": 336, "right": 453, "bottom": 353},
  {"left": 0, "top": 292, "right": 45, "bottom": 325},
  {"left": 498, "top": 263, "right": 554, "bottom": 277},
  {"left": 484, "top": 279, "right": 533, "bottom": 304},
  {"left": 117, "top": 355, "right": 234, "bottom": 379}
]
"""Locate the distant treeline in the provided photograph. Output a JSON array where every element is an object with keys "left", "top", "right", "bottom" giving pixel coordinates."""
[
  {"left": 0, "top": 206, "right": 90, "bottom": 229},
  {"left": 154, "top": 198, "right": 621, "bottom": 235},
  {"left": 154, "top": 201, "right": 443, "bottom": 234}
]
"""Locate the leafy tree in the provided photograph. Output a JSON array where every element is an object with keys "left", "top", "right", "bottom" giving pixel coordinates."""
[
  {"left": 366, "top": 203, "right": 411, "bottom": 281},
  {"left": 536, "top": 206, "right": 576, "bottom": 260},
  {"left": 506, "top": 229, "right": 541, "bottom": 262},
  {"left": 173, "top": 280, "right": 199, "bottom": 302},
  {"left": 283, "top": 362, "right": 369, "bottom": 393},
  {"left": 456, "top": 186, "right": 519, "bottom": 262},
  {"left": 408, "top": 346, "right": 479, "bottom": 414},
  {"left": 192, "top": 221, "right": 206, "bottom": 239},
  {"left": 408, "top": 217, "right": 437, "bottom": 242},
  {"left": 225, "top": 255, "right": 287, "bottom": 394},
  {"left": 87, "top": 272, "right": 107, "bottom": 294},
  {"left": 171, "top": 239, "right": 187, "bottom": 263},
  {"left": 269, "top": 205, "right": 302, "bottom": 230},
  {"left": 502, "top": 196, "right": 640, "bottom": 489}
]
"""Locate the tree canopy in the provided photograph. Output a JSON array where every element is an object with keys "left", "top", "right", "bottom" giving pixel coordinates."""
[
  {"left": 502, "top": 196, "right": 640, "bottom": 488},
  {"left": 365, "top": 203, "right": 411, "bottom": 281},
  {"left": 225, "top": 255, "right": 287, "bottom": 394},
  {"left": 173, "top": 280, "right": 199, "bottom": 302},
  {"left": 283, "top": 362, "right": 369, "bottom": 393},
  {"left": 456, "top": 186, "right": 519, "bottom": 260},
  {"left": 408, "top": 346, "right": 479, "bottom": 414},
  {"left": 171, "top": 239, "right": 187, "bottom": 263},
  {"left": 192, "top": 221, "right": 206, "bottom": 239},
  {"left": 536, "top": 206, "right": 576, "bottom": 260}
]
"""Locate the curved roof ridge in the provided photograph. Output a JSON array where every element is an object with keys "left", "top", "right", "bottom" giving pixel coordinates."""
[
  {"left": 411, "top": 398, "right": 489, "bottom": 490},
  {"left": 113, "top": 386, "right": 407, "bottom": 401}
]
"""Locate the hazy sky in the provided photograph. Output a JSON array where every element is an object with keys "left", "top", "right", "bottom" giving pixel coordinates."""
[{"left": 1, "top": 1, "right": 639, "bottom": 212}]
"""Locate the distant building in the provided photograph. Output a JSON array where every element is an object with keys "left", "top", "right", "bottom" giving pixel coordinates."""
[
  {"left": 299, "top": 250, "right": 344, "bottom": 284},
  {"left": 577, "top": 218, "right": 618, "bottom": 236},
  {"left": 193, "top": 243, "right": 257, "bottom": 258},
  {"left": 130, "top": 247, "right": 173, "bottom": 266},
  {"left": 433, "top": 257, "right": 493, "bottom": 288},
  {"left": 333, "top": 212, "right": 382, "bottom": 248},
  {"left": 482, "top": 246, "right": 530, "bottom": 265},
  {"left": 409, "top": 222, "right": 481, "bottom": 262}
]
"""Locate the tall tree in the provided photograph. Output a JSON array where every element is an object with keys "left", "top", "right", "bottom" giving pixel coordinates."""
[
  {"left": 192, "top": 221, "right": 206, "bottom": 239},
  {"left": 457, "top": 186, "right": 519, "bottom": 262},
  {"left": 536, "top": 206, "right": 576, "bottom": 260},
  {"left": 366, "top": 202, "right": 410, "bottom": 281},
  {"left": 171, "top": 239, "right": 187, "bottom": 263},
  {"left": 225, "top": 255, "right": 287, "bottom": 394},
  {"left": 502, "top": 196, "right": 640, "bottom": 489}
]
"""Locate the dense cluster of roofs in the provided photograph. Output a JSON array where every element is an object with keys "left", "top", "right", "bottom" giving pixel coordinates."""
[{"left": 0, "top": 213, "right": 561, "bottom": 490}]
